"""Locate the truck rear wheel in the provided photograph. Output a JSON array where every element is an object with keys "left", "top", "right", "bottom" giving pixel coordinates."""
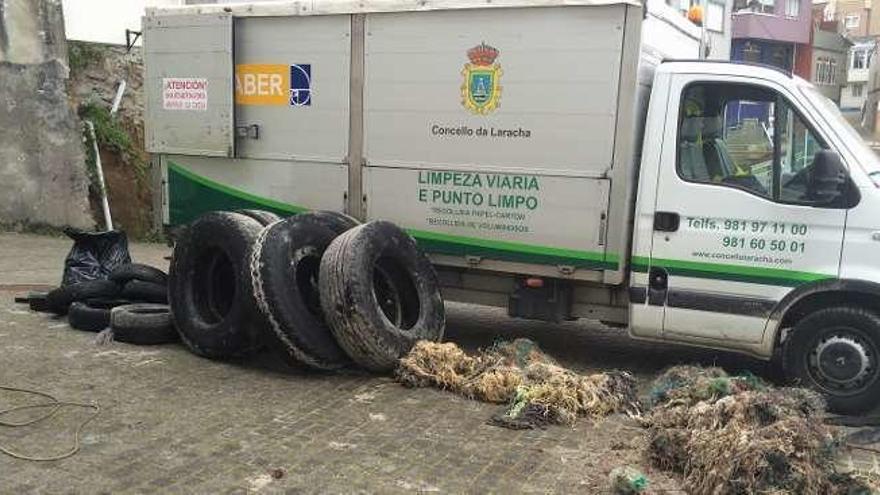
[
  {"left": 319, "top": 221, "right": 445, "bottom": 372},
  {"left": 783, "top": 306, "right": 880, "bottom": 414},
  {"left": 169, "top": 212, "right": 266, "bottom": 359},
  {"left": 250, "top": 214, "right": 351, "bottom": 370}
]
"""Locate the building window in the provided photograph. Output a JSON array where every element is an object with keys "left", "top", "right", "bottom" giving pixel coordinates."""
[
  {"left": 734, "top": 0, "right": 775, "bottom": 14},
  {"left": 815, "top": 58, "right": 838, "bottom": 85},
  {"left": 852, "top": 49, "right": 871, "bottom": 69},
  {"left": 853, "top": 83, "right": 865, "bottom": 97},
  {"left": 707, "top": 1, "right": 725, "bottom": 31},
  {"left": 785, "top": 0, "right": 800, "bottom": 17},
  {"left": 845, "top": 14, "right": 860, "bottom": 29}
]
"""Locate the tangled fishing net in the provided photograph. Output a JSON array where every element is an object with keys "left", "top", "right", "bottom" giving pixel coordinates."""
[
  {"left": 396, "top": 339, "right": 638, "bottom": 428},
  {"left": 644, "top": 365, "right": 878, "bottom": 494}
]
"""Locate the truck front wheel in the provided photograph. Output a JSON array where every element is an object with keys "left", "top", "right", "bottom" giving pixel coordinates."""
[{"left": 783, "top": 306, "right": 880, "bottom": 414}]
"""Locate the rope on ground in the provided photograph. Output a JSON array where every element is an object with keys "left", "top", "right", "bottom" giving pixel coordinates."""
[{"left": 0, "top": 385, "right": 99, "bottom": 462}]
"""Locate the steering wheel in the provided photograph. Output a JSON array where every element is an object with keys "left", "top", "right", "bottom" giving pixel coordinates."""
[{"left": 783, "top": 164, "right": 811, "bottom": 190}]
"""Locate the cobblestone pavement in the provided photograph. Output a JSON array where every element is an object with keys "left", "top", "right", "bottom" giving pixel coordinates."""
[{"left": 0, "top": 233, "right": 876, "bottom": 493}]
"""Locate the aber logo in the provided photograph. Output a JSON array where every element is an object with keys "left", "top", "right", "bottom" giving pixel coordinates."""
[
  {"left": 235, "top": 64, "right": 312, "bottom": 106},
  {"left": 461, "top": 42, "right": 502, "bottom": 115}
]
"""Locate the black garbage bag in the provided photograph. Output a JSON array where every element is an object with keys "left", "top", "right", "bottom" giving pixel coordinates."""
[{"left": 61, "top": 228, "right": 132, "bottom": 286}]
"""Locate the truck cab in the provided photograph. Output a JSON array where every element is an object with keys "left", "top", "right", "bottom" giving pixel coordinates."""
[{"left": 630, "top": 61, "right": 880, "bottom": 413}]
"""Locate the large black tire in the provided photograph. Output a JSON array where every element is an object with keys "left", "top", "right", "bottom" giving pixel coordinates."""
[
  {"left": 783, "top": 306, "right": 880, "bottom": 414},
  {"left": 319, "top": 221, "right": 445, "bottom": 372},
  {"left": 121, "top": 279, "right": 168, "bottom": 304},
  {"left": 169, "top": 211, "right": 266, "bottom": 358},
  {"left": 109, "top": 263, "right": 168, "bottom": 286},
  {"left": 111, "top": 304, "right": 178, "bottom": 345},
  {"left": 251, "top": 215, "right": 350, "bottom": 370},
  {"left": 84, "top": 298, "right": 134, "bottom": 310},
  {"left": 307, "top": 210, "right": 360, "bottom": 234},
  {"left": 235, "top": 209, "right": 282, "bottom": 226},
  {"left": 68, "top": 302, "right": 111, "bottom": 332},
  {"left": 46, "top": 280, "right": 120, "bottom": 315}
]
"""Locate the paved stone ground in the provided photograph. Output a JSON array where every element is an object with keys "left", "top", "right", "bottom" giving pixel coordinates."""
[{"left": 0, "top": 232, "right": 876, "bottom": 493}]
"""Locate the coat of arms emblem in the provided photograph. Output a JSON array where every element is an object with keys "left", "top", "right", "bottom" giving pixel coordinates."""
[{"left": 461, "top": 42, "right": 502, "bottom": 115}]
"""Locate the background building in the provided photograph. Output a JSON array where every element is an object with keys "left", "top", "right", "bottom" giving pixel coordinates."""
[
  {"left": 730, "top": 0, "right": 813, "bottom": 77},
  {"left": 665, "top": 0, "right": 735, "bottom": 59}
]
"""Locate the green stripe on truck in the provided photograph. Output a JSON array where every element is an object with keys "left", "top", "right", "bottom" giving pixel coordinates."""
[
  {"left": 168, "top": 161, "right": 306, "bottom": 225},
  {"left": 631, "top": 255, "right": 833, "bottom": 287},
  {"left": 408, "top": 229, "right": 618, "bottom": 270}
]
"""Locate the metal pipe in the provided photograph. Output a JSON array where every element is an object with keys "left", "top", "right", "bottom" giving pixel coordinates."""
[
  {"left": 86, "top": 121, "right": 113, "bottom": 231},
  {"left": 110, "top": 80, "right": 127, "bottom": 116}
]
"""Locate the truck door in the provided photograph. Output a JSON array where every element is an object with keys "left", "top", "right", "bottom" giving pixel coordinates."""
[{"left": 647, "top": 75, "right": 845, "bottom": 344}]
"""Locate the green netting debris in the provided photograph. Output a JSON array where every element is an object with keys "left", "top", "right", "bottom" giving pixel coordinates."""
[
  {"left": 608, "top": 466, "right": 649, "bottom": 495},
  {"left": 395, "top": 339, "right": 638, "bottom": 428},
  {"left": 644, "top": 365, "right": 880, "bottom": 495}
]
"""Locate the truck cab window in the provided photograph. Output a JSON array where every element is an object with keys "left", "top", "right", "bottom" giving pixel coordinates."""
[{"left": 676, "top": 82, "right": 827, "bottom": 204}]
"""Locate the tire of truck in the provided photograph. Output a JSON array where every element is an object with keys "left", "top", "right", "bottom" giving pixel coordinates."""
[
  {"left": 251, "top": 214, "right": 351, "bottom": 370},
  {"left": 168, "top": 211, "right": 266, "bottom": 359},
  {"left": 307, "top": 210, "right": 361, "bottom": 234},
  {"left": 782, "top": 306, "right": 880, "bottom": 415},
  {"left": 235, "top": 209, "right": 282, "bottom": 226},
  {"left": 109, "top": 263, "right": 168, "bottom": 286},
  {"left": 121, "top": 279, "right": 168, "bottom": 304},
  {"left": 319, "top": 220, "right": 445, "bottom": 372},
  {"left": 46, "top": 280, "right": 121, "bottom": 315},
  {"left": 111, "top": 304, "right": 178, "bottom": 345},
  {"left": 68, "top": 301, "right": 112, "bottom": 332},
  {"left": 28, "top": 291, "right": 51, "bottom": 313}
]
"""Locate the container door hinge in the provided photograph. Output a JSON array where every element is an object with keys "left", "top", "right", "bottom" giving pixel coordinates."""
[{"left": 235, "top": 124, "right": 260, "bottom": 140}]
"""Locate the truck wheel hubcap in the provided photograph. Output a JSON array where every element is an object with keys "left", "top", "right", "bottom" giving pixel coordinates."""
[{"left": 810, "top": 333, "right": 874, "bottom": 390}]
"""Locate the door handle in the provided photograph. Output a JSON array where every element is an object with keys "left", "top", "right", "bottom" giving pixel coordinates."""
[{"left": 654, "top": 211, "right": 680, "bottom": 232}]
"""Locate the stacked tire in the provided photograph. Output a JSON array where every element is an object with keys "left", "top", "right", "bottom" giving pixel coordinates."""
[
  {"left": 43, "top": 262, "right": 177, "bottom": 345},
  {"left": 168, "top": 209, "right": 446, "bottom": 373}
]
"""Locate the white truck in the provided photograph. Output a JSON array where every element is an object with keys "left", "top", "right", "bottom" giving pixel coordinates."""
[{"left": 144, "top": 0, "right": 880, "bottom": 413}]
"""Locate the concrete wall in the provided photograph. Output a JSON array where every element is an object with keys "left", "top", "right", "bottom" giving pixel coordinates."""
[{"left": 0, "top": 0, "right": 93, "bottom": 229}]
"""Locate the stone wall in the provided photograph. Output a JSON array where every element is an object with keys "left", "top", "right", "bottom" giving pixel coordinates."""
[
  {"left": 0, "top": 0, "right": 93, "bottom": 229},
  {"left": 67, "top": 41, "right": 155, "bottom": 238}
]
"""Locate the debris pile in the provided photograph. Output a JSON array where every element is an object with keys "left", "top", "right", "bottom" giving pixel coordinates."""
[
  {"left": 396, "top": 339, "right": 638, "bottom": 427},
  {"left": 608, "top": 466, "right": 649, "bottom": 495},
  {"left": 644, "top": 365, "right": 875, "bottom": 494}
]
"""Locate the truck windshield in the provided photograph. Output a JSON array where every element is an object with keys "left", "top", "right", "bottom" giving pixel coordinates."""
[{"left": 800, "top": 85, "right": 880, "bottom": 177}]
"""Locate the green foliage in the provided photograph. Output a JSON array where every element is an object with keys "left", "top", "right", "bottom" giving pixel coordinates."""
[
  {"left": 78, "top": 102, "right": 147, "bottom": 181},
  {"left": 68, "top": 43, "right": 104, "bottom": 72}
]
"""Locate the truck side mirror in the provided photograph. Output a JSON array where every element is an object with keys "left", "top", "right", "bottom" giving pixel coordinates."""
[{"left": 806, "top": 150, "right": 847, "bottom": 205}]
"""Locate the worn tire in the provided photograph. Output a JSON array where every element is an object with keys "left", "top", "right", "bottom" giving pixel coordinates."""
[
  {"left": 121, "top": 279, "right": 168, "bottom": 304},
  {"left": 319, "top": 221, "right": 445, "bottom": 372},
  {"left": 46, "top": 280, "right": 120, "bottom": 315},
  {"left": 251, "top": 215, "right": 350, "bottom": 370},
  {"left": 111, "top": 304, "right": 178, "bottom": 345},
  {"left": 84, "top": 298, "right": 134, "bottom": 310},
  {"left": 783, "top": 306, "right": 880, "bottom": 414},
  {"left": 307, "top": 210, "right": 360, "bottom": 234},
  {"left": 109, "top": 263, "right": 168, "bottom": 286},
  {"left": 68, "top": 302, "right": 111, "bottom": 332},
  {"left": 235, "top": 209, "right": 282, "bottom": 226},
  {"left": 28, "top": 291, "right": 51, "bottom": 313},
  {"left": 169, "top": 211, "right": 266, "bottom": 358}
]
